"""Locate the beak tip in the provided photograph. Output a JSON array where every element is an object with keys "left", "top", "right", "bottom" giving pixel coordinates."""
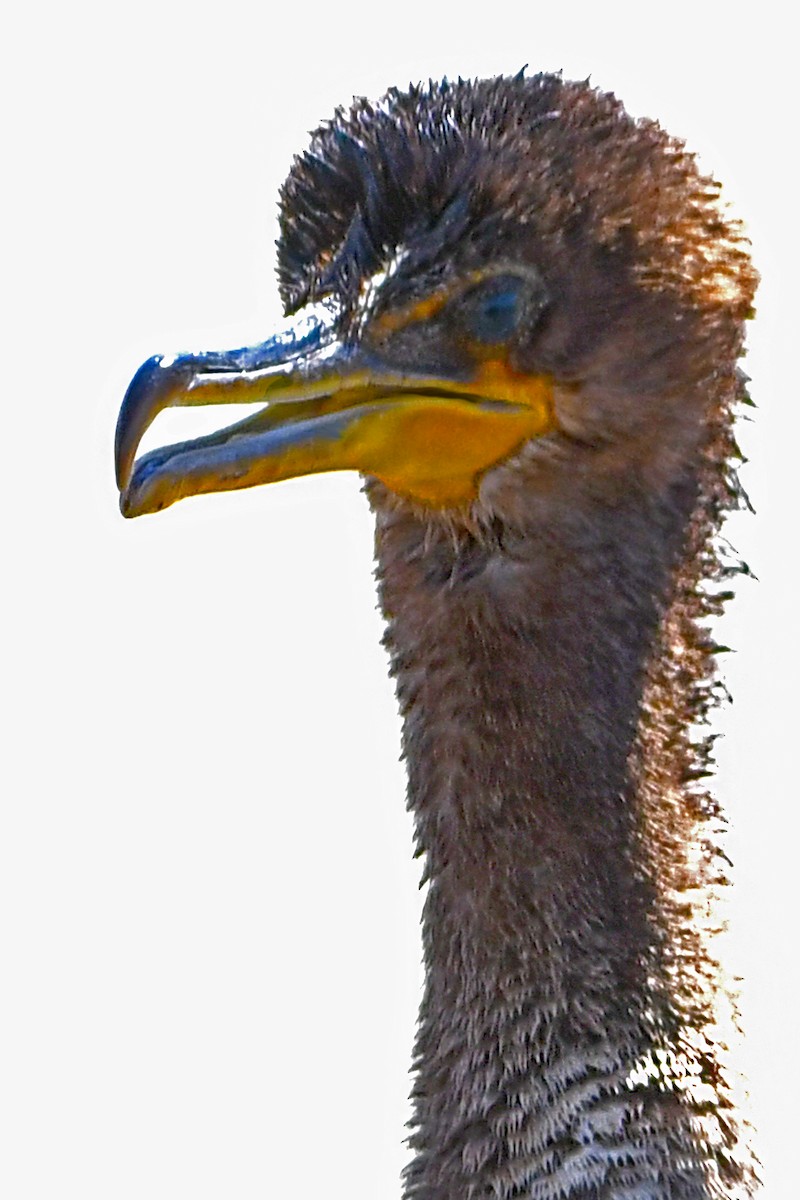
[{"left": 114, "top": 353, "right": 175, "bottom": 498}]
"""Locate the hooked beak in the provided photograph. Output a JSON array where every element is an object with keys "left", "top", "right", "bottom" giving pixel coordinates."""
[{"left": 115, "top": 304, "right": 555, "bottom": 516}]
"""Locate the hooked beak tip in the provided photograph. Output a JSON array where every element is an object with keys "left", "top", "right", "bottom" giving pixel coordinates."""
[
  {"left": 115, "top": 353, "right": 196, "bottom": 491},
  {"left": 115, "top": 354, "right": 162, "bottom": 490},
  {"left": 114, "top": 311, "right": 339, "bottom": 503}
]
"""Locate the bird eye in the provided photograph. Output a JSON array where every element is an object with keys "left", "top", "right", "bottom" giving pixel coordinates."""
[{"left": 460, "top": 276, "right": 528, "bottom": 344}]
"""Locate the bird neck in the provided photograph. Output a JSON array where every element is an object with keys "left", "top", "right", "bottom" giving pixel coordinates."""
[{"left": 372, "top": 460, "right": 754, "bottom": 1199}]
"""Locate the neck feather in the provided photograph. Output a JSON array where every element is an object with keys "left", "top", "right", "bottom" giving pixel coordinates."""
[{"left": 371, "top": 421, "right": 756, "bottom": 1199}]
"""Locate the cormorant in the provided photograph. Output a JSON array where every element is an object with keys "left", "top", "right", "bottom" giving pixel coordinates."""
[{"left": 115, "top": 73, "right": 758, "bottom": 1199}]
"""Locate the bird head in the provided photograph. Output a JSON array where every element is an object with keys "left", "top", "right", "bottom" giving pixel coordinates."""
[{"left": 115, "top": 75, "right": 756, "bottom": 524}]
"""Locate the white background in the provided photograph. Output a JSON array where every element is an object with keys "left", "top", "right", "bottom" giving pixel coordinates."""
[{"left": 3, "top": 2, "right": 796, "bottom": 1197}]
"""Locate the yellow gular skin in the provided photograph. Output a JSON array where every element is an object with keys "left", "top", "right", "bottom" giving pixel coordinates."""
[
  {"left": 347, "top": 361, "right": 555, "bottom": 504},
  {"left": 319, "top": 389, "right": 553, "bottom": 507}
]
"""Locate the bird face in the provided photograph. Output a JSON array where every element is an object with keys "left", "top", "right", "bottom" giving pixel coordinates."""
[
  {"left": 115, "top": 76, "right": 755, "bottom": 521},
  {"left": 115, "top": 260, "right": 557, "bottom": 515}
]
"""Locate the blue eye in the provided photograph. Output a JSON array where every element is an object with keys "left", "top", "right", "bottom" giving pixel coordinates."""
[{"left": 462, "top": 278, "right": 525, "bottom": 343}]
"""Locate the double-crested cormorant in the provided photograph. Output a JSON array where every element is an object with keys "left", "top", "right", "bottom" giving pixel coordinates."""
[{"left": 115, "top": 74, "right": 758, "bottom": 1198}]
